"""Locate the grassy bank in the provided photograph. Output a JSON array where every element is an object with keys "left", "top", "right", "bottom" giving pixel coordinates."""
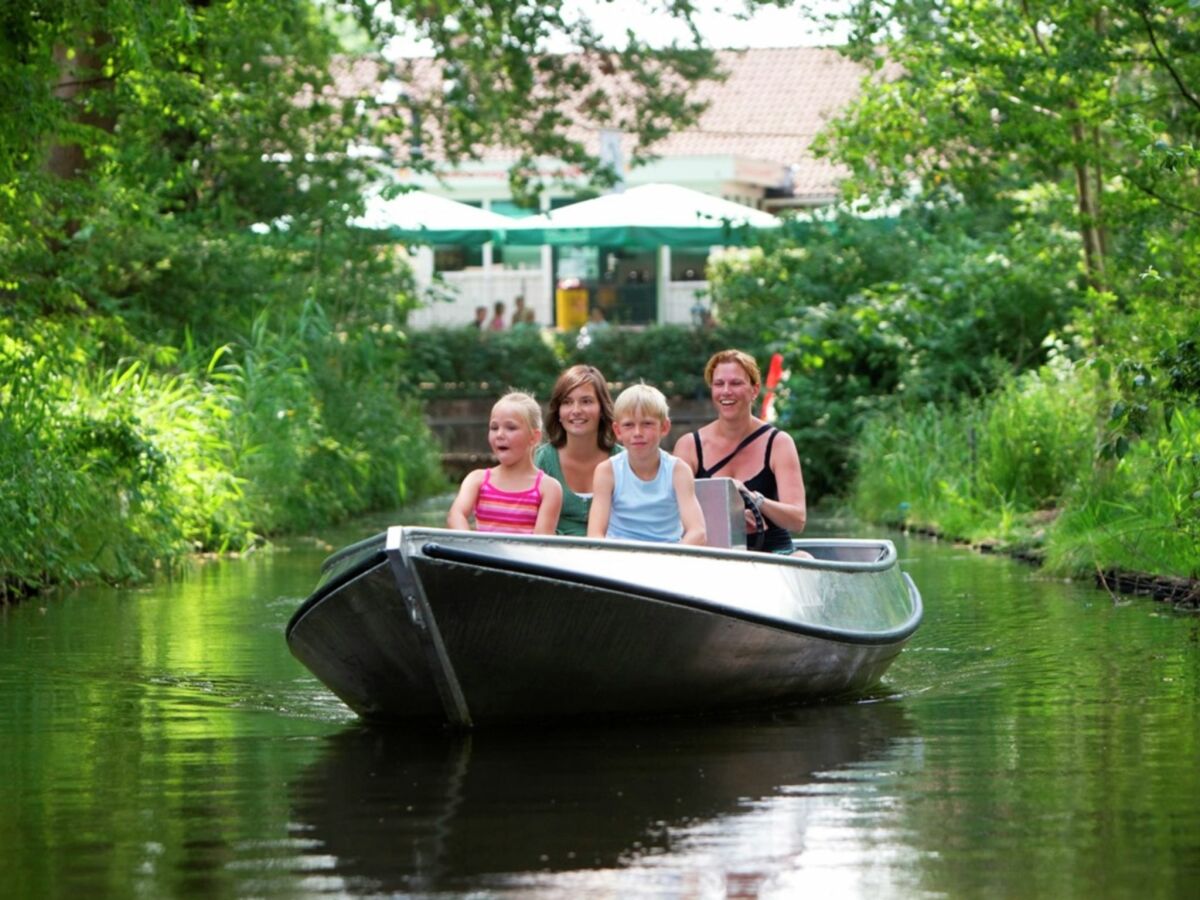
[
  {"left": 0, "top": 315, "right": 446, "bottom": 602},
  {"left": 849, "top": 360, "right": 1199, "bottom": 589}
]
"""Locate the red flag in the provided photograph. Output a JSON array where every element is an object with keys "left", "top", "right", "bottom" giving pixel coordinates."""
[{"left": 760, "top": 352, "right": 784, "bottom": 420}]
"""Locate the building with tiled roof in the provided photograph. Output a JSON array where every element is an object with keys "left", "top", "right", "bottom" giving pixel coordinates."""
[{"left": 333, "top": 47, "right": 873, "bottom": 326}]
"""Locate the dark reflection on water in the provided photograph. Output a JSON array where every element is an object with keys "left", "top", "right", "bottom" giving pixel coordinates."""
[
  {"left": 290, "top": 701, "right": 913, "bottom": 895},
  {"left": 1, "top": 505, "right": 1198, "bottom": 898}
]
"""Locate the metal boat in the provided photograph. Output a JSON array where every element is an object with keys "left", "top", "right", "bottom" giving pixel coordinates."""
[{"left": 285, "top": 520, "right": 923, "bottom": 726}]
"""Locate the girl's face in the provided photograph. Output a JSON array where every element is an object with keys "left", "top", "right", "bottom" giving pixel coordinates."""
[
  {"left": 558, "top": 383, "right": 601, "bottom": 439},
  {"left": 488, "top": 404, "right": 538, "bottom": 464},
  {"left": 710, "top": 362, "right": 759, "bottom": 418}
]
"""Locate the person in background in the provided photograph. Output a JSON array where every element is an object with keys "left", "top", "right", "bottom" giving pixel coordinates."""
[
  {"left": 587, "top": 306, "right": 609, "bottom": 329},
  {"left": 672, "top": 349, "right": 807, "bottom": 554},
  {"left": 447, "top": 391, "right": 562, "bottom": 534},
  {"left": 534, "top": 365, "right": 619, "bottom": 536},
  {"left": 488, "top": 300, "right": 506, "bottom": 331},
  {"left": 510, "top": 294, "right": 528, "bottom": 328},
  {"left": 470, "top": 305, "right": 488, "bottom": 329},
  {"left": 588, "top": 384, "right": 706, "bottom": 546}
]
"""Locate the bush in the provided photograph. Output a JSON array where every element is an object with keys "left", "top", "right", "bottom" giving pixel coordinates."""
[
  {"left": 407, "top": 322, "right": 765, "bottom": 401},
  {"left": 850, "top": 361, "right": 1100, "bottom": 545},
  {"left": 708, "top": 203, "right": 1082, "bottom": 498}
]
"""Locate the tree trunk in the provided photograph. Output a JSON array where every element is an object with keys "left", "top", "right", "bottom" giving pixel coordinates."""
[{"left": 47, "top": 37, "right": 114, "bottom": 181}]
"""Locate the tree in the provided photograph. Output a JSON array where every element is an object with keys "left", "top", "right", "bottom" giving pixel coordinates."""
[
  {"left": 335, "top": 0, "right": 722, "bottom": 203},
  {"left": 823, "top": 0, "right": 1200, "bottom": 304}
]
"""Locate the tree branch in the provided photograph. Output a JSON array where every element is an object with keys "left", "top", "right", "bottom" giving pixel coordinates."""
[
  {"left": 1125, "top": 173, "right": 1200, "bottom": 218},
  {"left": 1136, "top": 6, "right": 1200, "bottom": 115}
]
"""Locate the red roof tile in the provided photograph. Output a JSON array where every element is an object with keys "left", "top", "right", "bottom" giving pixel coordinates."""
[{"left": 330, "top": 47, "right": 874, "bottom": 203}]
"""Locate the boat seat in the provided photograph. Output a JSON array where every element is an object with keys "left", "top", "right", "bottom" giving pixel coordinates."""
[{"left": 694, "top": 477, "right": 747, "bottom": 550}]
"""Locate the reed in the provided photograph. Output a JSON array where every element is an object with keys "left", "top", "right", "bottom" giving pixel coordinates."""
[
  {"left": 853, "top": 361, "right": 1198, "bottom": 579},
  {"left": 1, "top": 305, "right": 445, "bottom": 599},
  {"left": 1044, "top": 407, "right": 1199, "bottom": 580},
  {"left": 851, "top": 364, "right": 1099, "bottom": 547}
]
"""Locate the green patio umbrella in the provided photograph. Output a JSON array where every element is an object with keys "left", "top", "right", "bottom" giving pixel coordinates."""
[
  {"left": 498, "top": 183, "right": 781, "bottom": 248},
  {"left": 352, "top": 189, "right": 513, "bottom": 246}
]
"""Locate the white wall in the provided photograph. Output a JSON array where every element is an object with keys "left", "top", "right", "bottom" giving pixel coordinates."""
[
  {"left": 664, "top": 280, "right": 711, "bottom": 325},
  {"left": 408, "top": 265, "right": 711, "bottom": 329},
  {"left": 407, "top": 268, "right": 550, "bottom": 329}
]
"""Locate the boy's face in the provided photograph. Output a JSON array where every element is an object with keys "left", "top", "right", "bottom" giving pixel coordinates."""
[{"left": 613, "top": 407, "right": 670, "bottom": 452}]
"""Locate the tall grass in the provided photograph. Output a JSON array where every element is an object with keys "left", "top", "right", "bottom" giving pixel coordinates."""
[
  {"left": 1, "top": 308, "right": 445, "bottom": 600},
  {"left": 852, "top": 359, "right": 1197, "bottom": 579},
  {"left": 1, "top": 330, "right": 192, "bottom": 596},
  {"left": 1044, "top": 407, "right": 1199, "bottom": 580},
  {"left": 851, "top": 362, "right": 1100, "bottom": 547}
]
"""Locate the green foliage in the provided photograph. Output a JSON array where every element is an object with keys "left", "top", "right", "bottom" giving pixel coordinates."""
[
  {"left": 710, "top": 204, "right": 1081, "bottom": 497},
  {"left": 1046, "top": 406, "right": 1200, "bottom": 581},
  {"left": 0, "top": 307, "right": 447, "bottom": 599},
  {"left": 0, "top": 322, "right": 191, "bottom": 597},
  {"left": 406, "top": 326, "right": 567, "bottom": 398},
  {"left": 0, "top": 0, "right": 459, "bottom": 597},
  {"left": 849, "top": 362, "right": 1101, "bottom": 549},
  {"left": 569, "top": 322, "right": 762, "bottom": 397},
  {"left": 405, "top": 322, "right": 765, "bottom": 401}
]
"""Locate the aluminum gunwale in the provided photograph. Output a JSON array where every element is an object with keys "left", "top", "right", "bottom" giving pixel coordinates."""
[
  {"left": 320, "top": 528, "right": 899, "bottom": 575},
  {"left": 418, "top": 541, "right": 923, "bottom": 646}
]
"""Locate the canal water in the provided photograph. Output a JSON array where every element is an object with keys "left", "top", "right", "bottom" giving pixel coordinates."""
[{"left": 2, "top": 501, "right": 1197, "bottom": 898}]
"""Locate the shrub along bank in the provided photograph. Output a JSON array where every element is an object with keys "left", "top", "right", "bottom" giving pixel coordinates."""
[
  {"left": 407, "top": 321, "right": 763, "bottom": 400},
  {"left": 849, "top": 361, "right": 1199, "bottom": 590},
  {"left": 706, "top": 208, "right": 1198, "bottom": 596},
  {"left": 0, "top": 308, "right": 446, "bottom": 603}
]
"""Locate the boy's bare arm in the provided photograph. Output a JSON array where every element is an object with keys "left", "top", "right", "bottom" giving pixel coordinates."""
[
  {"left": 587, "top": 460, "right": 615, "bottom": 538},
  {"left": 673, "top": 463, "right": 707, "bottom": 546}
]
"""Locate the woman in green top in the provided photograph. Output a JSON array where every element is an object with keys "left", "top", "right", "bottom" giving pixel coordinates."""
[{"left": 534, "top": 364, "right": 619, "bottom": 536}]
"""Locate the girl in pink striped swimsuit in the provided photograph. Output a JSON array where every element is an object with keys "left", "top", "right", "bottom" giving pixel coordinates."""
[{"left": 447, "top": 392, "right": 563, "bottom": 534}]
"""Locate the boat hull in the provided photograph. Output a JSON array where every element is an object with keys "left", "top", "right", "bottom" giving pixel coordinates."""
[{"left": 287, "top": 528, "right": 922, "bottom": 725}]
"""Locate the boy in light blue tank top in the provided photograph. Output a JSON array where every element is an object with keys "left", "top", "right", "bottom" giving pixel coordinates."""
[{"left": 588, "top": 384, "right": 707, "bottom": 545}]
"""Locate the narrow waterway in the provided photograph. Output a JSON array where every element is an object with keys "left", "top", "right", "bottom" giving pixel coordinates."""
[{"left": 2, "top": 500, "right": 1197, "bottom": 898}]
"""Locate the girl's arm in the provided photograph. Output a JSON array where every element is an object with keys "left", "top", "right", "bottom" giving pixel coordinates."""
[
  {"left": 533, "top": 476, "right": 563, "bottom": 535},
  {"left": 586, "top": 460, "right": 616, "bottom": 538},
  {"left": 673, "top": 462, "right": 708, "bottom": 546},
  {"left": 446, "top": 470, "right": 486, "bottom": 530}
]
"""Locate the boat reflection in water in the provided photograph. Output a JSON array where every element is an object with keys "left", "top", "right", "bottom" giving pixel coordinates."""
[{"left": 289, "top": 701, "right": 913, "bottom": 894}]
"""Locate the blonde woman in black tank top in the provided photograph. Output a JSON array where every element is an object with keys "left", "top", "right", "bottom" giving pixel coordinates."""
[{"left": 671, "top": 349, "right": 808, "bottom": 553}]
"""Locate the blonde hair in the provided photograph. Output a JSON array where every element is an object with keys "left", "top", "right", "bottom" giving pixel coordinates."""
[
  {"left": 704, "top": 349, "right": 762, "bottom": 389},
  {"left": 613, "top": 383, "right": 670, "bottom": 422},
  {"left": 492, "top": 391, "right": 543, "bottom": 435}
]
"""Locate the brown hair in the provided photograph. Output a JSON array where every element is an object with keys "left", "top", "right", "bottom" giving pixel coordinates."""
[
  {"left": 543, "top": 365, "right": 616, "bottom": 451},
  {"left": 704, "top": 349, "right": 762, "bottom": 389}
]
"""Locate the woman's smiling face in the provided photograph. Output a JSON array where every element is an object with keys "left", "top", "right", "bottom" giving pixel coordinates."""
[
  {"left": 558, "top": 383, "right": 601, "bottom": 438},
  {"left": 710, "top": 362, "right": 759, "bottom": 416}
]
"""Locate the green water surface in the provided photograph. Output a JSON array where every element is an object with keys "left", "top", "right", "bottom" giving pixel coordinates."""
[{"left": 2, "top": 503, "right": 1197, "bottom": 898}]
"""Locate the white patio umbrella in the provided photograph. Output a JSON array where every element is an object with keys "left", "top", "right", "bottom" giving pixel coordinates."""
[
  {"left": 352, "top": 189, "right": 513, "bottom": 246},
  {"left": 498, "top": 183, "right": 781, "bottom": 248}
]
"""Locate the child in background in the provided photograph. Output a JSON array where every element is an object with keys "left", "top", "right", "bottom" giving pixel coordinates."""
[
  {"left": 448, "top": 392, "right": 563, "bottom": 534},
  {"left": 588, "top": 384, "right": 706, "bottom": 545}
]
